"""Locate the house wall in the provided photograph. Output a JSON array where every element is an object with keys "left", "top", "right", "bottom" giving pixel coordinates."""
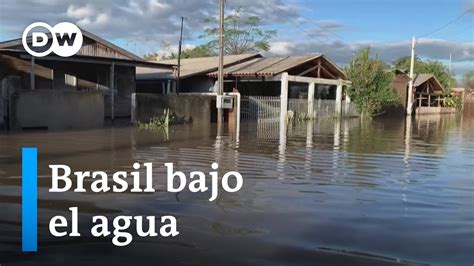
[
  {"left": 392, "top": 74, "right": 409, "bottom": 109},
  {"left": 10, "top": 90, "right": 104, "bottom": 130},
  {"left": 384, "top": 73, "right": 410, "bottom": 117},
  {"left": 133, "top": 93, "right": 212, "bottom": 126},
  {"left": 102, "top": 65, "right": 136, "bottom": 118},
  {"left": 115, "top": 66, "right": 135, "bottom": 117}
]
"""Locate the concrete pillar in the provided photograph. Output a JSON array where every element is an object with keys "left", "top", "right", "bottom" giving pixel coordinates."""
[
  {"left": 335, "top": 80, "right": 343, "bottom": 117},
  {"left": 131, "top": 93, "right": 136, "bottom": 125},
  {"left": 30, "top": 57, "right": 35, "bottom": 90},
  {"left": 344, "top": 91, "right": 351, "bottom": 116},
  {"left": 53, "top": 69, "right": 65, "bottom": 90},
  {"left": 280, "top": 72, "right": 289, "bottom": 127},
  {"left": 307, "top": 82, "right": 315, "bottom": 119},
  {"left": 110, "top": 62, "right": 115, "bottom": 121},
  {"left": 279, "top": 72, "right": 289, "bottom": 162}
]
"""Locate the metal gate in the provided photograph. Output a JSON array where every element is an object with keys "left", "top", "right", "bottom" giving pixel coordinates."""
[{"left": 241, "top": 96, "right": 281, "bottom": 122}]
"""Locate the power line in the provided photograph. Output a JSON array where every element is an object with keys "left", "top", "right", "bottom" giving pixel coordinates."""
[
  {"left": 266, "top": 5, "right": 329, "bottom": 48},
  {"left": 295, "top": 13, "right": 346, "bottom": 42},
  {"left": 418, "top": 7, "right": 473, "bottom": 38}
]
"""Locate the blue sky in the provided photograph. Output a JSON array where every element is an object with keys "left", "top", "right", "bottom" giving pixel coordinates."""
[
  {"left": 0, "top": 0, "right": 472, "bottom": 76},
  {"left": 288, "top": 0, "right": 472, "bottom": 42}
]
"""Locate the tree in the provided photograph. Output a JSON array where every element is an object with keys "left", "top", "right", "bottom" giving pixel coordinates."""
[
  {"left": 167, "top": 45, "right": 213, "bottom": 59},
  {"left": 200, "top": 8, "right": 277, "bottom": 55},
  {"left": 423, "top": 60, "right": 456, "bottom": 91},
  {"left": 392, "top": 56, "right": 455, "bottom": 92},
  {"left": 346, "top": 48, "right": 400, "bottom": 118},
  {"left": 143, "top": 44, "right": 213, "bottom": 61},
  {"left": 462, "top": 71, "right": 474, "bottom": 91}
]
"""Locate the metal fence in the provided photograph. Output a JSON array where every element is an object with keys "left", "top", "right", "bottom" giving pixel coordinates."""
[
  {"left": 288, "top": 98, "right": 359, "bottom": 118},
  {"left": 241, "top": 96, "right": 359, "bottom": 122},
  {"left": 241, "top": 96, "right": 281, "bottom": 122},
  {"left": 342, "top": 101, "right": 360, "bottom": 117}
]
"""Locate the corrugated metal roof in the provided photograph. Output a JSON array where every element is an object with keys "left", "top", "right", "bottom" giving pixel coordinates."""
[
  {"left": 156, "top": 53, "right": 262, "bottom": 78},
  {"left": 208, "top": 54, "right": 324, "bottom": 77},
  {"left": 0, "top": 29, "right": 143, "bottom": 61},
  {"left": 136, "top": 67, "right": 174, "bottom": 80},
  {"left": 413, "top": 74, "right": 434, "bottom": 87},
  {"left": 137, "top": 53, "right": 261, "bottom": 80},
  {"left": 413, "top": 73, "right": 444, "bottom": 93}
]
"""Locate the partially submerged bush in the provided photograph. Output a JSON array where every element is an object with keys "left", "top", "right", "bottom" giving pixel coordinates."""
[
  {"left": 444, "top": 95, "right": 463, "bottom": 108},
  {"left": 288, "top": 110, "right": 312, "bottom": 122},
  {"left": 345, "top": 47, "right": 400, "bottom": 118},
  {"left": 138, "top": 109, "right": 172, "bottom": 130}
]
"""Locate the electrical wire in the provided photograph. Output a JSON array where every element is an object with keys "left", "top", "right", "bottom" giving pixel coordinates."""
[{"left": 418, "top": 7, "right": 473, "bottom": 38}]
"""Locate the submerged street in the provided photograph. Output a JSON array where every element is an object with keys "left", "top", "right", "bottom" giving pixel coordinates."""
[{"left": 0, "top": 112, "right": 473, "bottom": 265}]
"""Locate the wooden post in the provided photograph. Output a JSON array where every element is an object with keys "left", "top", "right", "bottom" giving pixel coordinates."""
[
  {"left": 335, "top": 80, "right": 343, "bottom": 117},
  {"left": 30, "top": 57, "right": 35, "bottom": 90},
  {"left": 280, "top": 72, "right": 289, "bottom": 128},
  {"left": 428, "top": 94, "right": 431, "bottom": 107},
  {"left": 110, "top": 62, "right": 115, "bottom": 122},
  {"left": 307, "top": 82, "right": 315, "bottom": 119}
]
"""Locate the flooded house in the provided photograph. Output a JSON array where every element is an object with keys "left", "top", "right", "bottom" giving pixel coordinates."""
[
  {"left": 137, "top": 53, "right": 346, "bottom": 97},
  {"left": 134, "top": 53, "right": 354, "bottom": 126},
  {"left": 0, "top": 30, "right": 171, "bottom": 131},
  {"left": 389, "top": 71, "right": 458, "bottom": 116},
  {"left": 412, "top": 74, "right": 445, "bottom": 108}
]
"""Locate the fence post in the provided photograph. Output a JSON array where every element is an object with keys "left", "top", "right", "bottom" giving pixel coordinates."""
[
  {"left": 308, "top": 83, "right": 315, "bottom": 119},
  {"left": 280, "top": 72, "right": 289, "bottom": 125}
]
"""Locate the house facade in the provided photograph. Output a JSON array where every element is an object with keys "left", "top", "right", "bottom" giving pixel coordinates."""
[{"left": 0, "top": 30, "right": 171, "bottom": 130}]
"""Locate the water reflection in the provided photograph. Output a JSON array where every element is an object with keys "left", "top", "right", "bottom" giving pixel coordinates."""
[{"left": 0, "top": 114, "right": 473, "bottom": 265}]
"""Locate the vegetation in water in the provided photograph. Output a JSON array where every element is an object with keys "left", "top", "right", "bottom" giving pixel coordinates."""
[
  {"left": 287, "top": 110, "right": 313, "bottom": 122},
  {"left": 444, "top": 95, "right": 463, "bottom": 108},
  {"left": 345, "top": 47, "right": 400, "bottom": 118},
  {"left": 138, "top": 109, "right": 172, "bottom": 130}
]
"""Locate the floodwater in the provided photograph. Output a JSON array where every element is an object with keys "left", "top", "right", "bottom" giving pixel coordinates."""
[{"left": 0, "top": 111, "right": 473, "bottom": 265}]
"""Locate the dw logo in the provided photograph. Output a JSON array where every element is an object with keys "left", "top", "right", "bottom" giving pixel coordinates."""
[{"left": 22, "top": 22, "right": 83, "bottom": 57}]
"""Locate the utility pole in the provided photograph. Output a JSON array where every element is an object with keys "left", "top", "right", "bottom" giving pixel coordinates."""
[
  {"left": 217, "top": 0, "right": 225, "bottom": 126},
  {"left": 406, "top": 36, "right": 416, "bottom": 116},
  {"left": 177, "top": 16, "right": 184, "bottom": 95}
]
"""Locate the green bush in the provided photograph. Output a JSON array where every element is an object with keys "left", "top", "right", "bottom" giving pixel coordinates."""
[
  {"left": 444, "top": 95, "right": 463, "bottom": 108},
  {"left": 345, "top": 48, "right": 400, "bottom": 118},
  {"left": 137, "top": 109, "right": 172, "bottom": 130}
]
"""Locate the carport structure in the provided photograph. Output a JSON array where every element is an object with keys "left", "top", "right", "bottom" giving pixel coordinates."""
[{"left": 207, "top": 54, "right": 352, "bottom": 125}]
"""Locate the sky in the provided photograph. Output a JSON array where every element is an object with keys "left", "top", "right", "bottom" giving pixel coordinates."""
[{"left": 0, "top": 0, "right": 473, "bottom": 77}]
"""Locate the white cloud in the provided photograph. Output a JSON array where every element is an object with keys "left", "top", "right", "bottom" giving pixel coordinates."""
[
  {"left": 268, "top": 38, "right": 474, "bottom": 75},
  {"left": 0, "top": 0, "right": 471, "bottom": 76},
  {"left": 66, "top": 4, "right": 95, "bottom": 19}
]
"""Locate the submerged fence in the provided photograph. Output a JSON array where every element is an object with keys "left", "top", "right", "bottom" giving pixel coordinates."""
[
  {"left": 241, "top": 96, "right": 359, "bottom": 122},
  {"left": 241, "top": 96, "right": 281, "bottom": 122}
]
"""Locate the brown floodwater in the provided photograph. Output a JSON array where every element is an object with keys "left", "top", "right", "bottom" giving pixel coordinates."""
[{"left": 0, "top": 111, "right": 473, "bottom": 265}]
